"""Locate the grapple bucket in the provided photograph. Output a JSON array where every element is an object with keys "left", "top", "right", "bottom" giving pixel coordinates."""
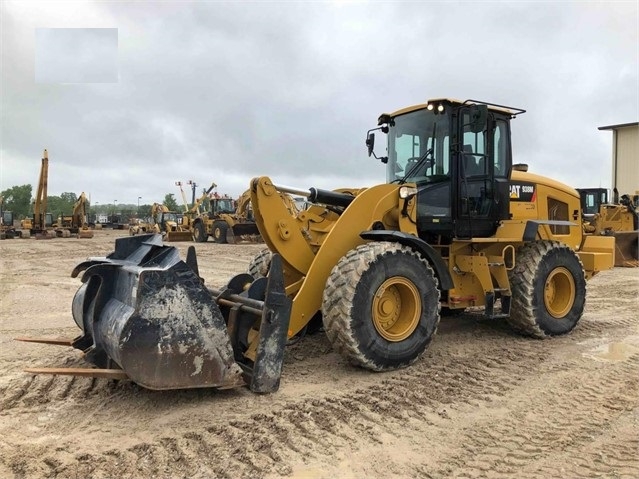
[
  {"left": 613, "top": 230, "right": 639, "bottom": 267},
  {"left": 20, "top": 234, "right": 291, "bottom": 393}
]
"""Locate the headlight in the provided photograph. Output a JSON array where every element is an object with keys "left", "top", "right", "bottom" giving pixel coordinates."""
[{"left": 399, "top": 186, "right": 418, "bottom": 199}]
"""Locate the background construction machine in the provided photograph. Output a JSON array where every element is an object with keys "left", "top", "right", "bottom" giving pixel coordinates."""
[
  {"left": 579, "top": 188, "right": 639, "bottom": 267},
  {"left": 149, "top": 202, "right": 192, "bottom": 241},
  {"left": 191, "top": 189, "right": 262, "bottom": 243},
  {"left": 175, "top": 180, "right": 216, "bottom": 239},
  {"left": 578, "top": 188, "right": 639, "bottom": 266},
  {"left": 24, "top": 98, "right": 614, "bottom": 394},
  {"left": 0, "top": 196, "right": 18, "bottom": 239},
  {"left": 19, "top": 149, "right": 53, "bottom": 239},
  {"left": 53, "top": 192, "right": 94, "bottom": 238}
]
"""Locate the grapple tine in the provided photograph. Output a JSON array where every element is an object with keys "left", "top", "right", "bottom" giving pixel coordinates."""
[
  {"left": 208, "top": 255, "right": 292, "bottom": 393},
  {"left": 250, "top": 254, "right": 292, "bottom": 393},
  {"left": 15, "top": 337, "right": 75, "bottom": 346},
  {"left": 24, "top": 367, "right": 129, "bottom": 380},
  {"left": 186, "top": 245, "right": 200, "bottom": 277}
]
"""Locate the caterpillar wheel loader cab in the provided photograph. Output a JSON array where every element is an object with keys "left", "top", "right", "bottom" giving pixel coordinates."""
[
  {"left": 21, "top": 98, "right": 614, "bottom": 393},
  {"left": 577, "top": 188, "right": 609, "bottom": 219}
]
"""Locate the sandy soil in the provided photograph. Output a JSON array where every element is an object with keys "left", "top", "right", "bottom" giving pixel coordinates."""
[{"left": 0, "top": 230, "right": 638, "bottom": 479}]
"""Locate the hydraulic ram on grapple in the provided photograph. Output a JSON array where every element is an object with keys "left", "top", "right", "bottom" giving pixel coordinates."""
[{"left": 18, "top": 234, "right": 292, "bottom": 393}]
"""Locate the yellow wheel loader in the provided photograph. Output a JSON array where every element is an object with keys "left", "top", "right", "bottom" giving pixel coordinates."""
[
  {"left": 21, "top": 98, "right": 614, "bottom": 393},
  {"left": 150, "top": 202, "right": 193, "bottom": 242},
  {"left": 191, "top": 190, "right": 262, "bottom": 244},
  {"left": 578, "top": 188, "right": 638, "bottom": 267}
]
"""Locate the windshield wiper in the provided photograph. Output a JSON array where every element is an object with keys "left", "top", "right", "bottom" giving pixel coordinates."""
[
  {"left": 398, "top": 121, "right": 437, "bottom": 184},
  {"left": 398, "top": 148, "right": 434, "bottom": 184}
]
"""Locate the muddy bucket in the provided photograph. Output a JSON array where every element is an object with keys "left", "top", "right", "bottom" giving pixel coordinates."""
[
  {"left": 613, "top": 230, "right": 639, "bottom": 267},
  {"left": 21, "top": 233, "right": 291, "bottom": 393},
  {"left": 67, "top": 234, "right": 243, "bottom": 389}
]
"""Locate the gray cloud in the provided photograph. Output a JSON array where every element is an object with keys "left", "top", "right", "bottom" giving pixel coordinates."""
[
  {"left": 35, "top": 28, "right": 118, "bottom": 83},
  {"left": 1, "top": 1, "right": 637, "bottom": 207}
]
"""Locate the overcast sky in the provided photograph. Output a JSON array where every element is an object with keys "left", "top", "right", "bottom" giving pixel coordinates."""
[{"left": 1, "top": 1, "right": 637, "bottom": 207}]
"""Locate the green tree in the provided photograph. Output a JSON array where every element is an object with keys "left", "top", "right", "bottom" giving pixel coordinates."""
[
  {"left": 163, "top": 193, "right": 179, "bottom": 211},
  {"left": 47, "top": 192, "right": 78, "bottom": 217},
  {"left": 139, "top": 204, "right": 153, "bottom": 219},
  {"left": 0, "top": 184, "right": 33, "bottom": 218}
]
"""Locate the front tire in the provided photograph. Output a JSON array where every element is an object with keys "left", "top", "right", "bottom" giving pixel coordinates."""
[
  {"left": 212, "top": 221, "right": 228, "bottom": 244},
  {"left": 508, "top": 241, "right": 586, "bottom": 338},
  {"left": 322, "top": 242, "right": 440, "bottom": 371},
  {"left": 193, "top": 222, "right": 208, "bottom": 243},
  {"left": 247, "top": 248, "right": 272, "bottom": 278}
]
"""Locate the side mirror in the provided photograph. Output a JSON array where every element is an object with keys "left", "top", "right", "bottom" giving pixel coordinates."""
[
  {"left": 469, "top": 104, "right": 488, "bottom": 133},
  {"left": 366, "top": 132, "right": 375, "bottom": 157}
]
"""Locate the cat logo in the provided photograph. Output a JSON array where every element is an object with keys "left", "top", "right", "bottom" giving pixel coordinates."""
[
  {"left": 510, "top": 184, "right": 522, "bottom": 199},
  {"left": 510, "top": 183, "right": 536, "bottom": 202}
]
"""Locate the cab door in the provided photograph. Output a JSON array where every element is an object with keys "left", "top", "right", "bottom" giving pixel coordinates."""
[{"left": 454, "top": 108, "right": 510, "bottom": 238}]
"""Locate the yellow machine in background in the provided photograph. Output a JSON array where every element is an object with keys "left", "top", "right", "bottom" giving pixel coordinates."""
[
  {"left": 55, "top": 192, "right": 94, "bottom": 238},
  {"left": 148, "top": 202, "right": 192, "bottom": 241},
  {"left": 0, "top": 195, "right": 18, "bottom": 239},
  {"left": 190, "top": 188, "right": 262, "bottom": 243},
  {"left": 579, "top": 188, "right": 638, "bottom": 267},
  {"left": 23, "top": 99, "right": 614, "bottom": 395},
  {"left": 19, "top": 149, "right": 53, "bottom": 238}
]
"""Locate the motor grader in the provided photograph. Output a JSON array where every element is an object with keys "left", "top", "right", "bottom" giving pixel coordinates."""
[{"left": 21, "top": 98, "right": 615, "bottom": 394}]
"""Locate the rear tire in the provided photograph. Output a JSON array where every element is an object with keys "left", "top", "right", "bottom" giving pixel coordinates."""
[
  {"left": 212, "top": 221, "right": 228, "bottom": 244},
  {"left": 247, "top": 248, "right": 272, "bottom": 278},
  {"left": 322, "top": 242, "right": 440, "bottom": 371},
  {"left": 193, "top": 222, "right": 208, "bottom": 243},
  {"left": 508, "top": 241, "right": 586, "bottom": 338}
]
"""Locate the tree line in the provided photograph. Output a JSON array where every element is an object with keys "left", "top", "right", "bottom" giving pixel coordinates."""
[{"left": 0, "top": 185, "right": 194, "bottom": 220}]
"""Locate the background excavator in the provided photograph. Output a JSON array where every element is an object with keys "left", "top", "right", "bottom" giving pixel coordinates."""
[
  {"left": 23, "top": 98, "right": 615, "bottom": 395},
  {"left": 20, "top": 149, "right": 54, "bottom": 239},
  {"left": 54, "top": 192, "right": 94, "bottom": 238},
  {"left": 578, "top": 187, "right": 638, "bottom": 267}
]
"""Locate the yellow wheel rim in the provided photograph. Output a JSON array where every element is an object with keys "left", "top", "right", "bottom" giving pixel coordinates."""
[
  {"left": 544, "top": 267, "right": 576, "bottom": 318},
  {"left": 371, "top": 277, "right": 420, "bottom": 342}
]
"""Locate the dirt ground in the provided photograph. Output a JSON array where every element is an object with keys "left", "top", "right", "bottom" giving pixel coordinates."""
[{"left": 0, "top": 229, "right": 637, "bottom": 479}]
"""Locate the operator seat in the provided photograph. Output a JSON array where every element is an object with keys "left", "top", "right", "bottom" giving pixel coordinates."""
[{"left": 462, "top": 145, "right": 483, "bottom": 177}]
